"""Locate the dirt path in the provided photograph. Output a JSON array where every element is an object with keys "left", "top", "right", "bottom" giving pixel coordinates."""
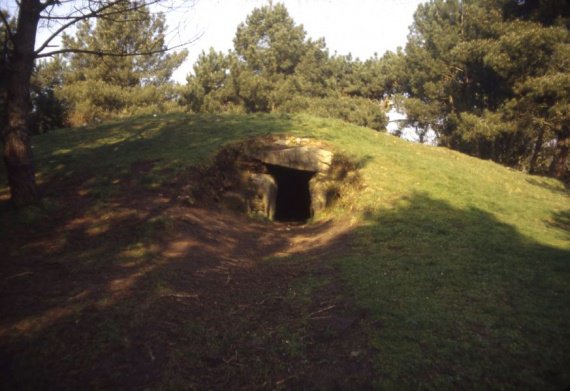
[{"left": 0, "top": 167, "right": 375, "bottom": 390}]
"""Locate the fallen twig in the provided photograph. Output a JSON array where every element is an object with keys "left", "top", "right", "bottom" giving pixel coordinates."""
[{"left": 308, "top": 304, "right": 335, "bottom": 318}]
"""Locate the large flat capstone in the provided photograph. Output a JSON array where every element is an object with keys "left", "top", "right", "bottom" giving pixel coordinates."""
[{"left": 256, "top": 146, "right": 333, "bottom": 173}]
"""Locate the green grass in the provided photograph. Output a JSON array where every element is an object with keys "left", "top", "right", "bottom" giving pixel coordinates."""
[{"left": 1, "top": 112, "right": 569, "bottom": 389}]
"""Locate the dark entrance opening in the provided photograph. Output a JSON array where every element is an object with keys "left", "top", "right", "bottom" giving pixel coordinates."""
[{"left": 267, "top": 164, "right": 315, "bottom": 222}]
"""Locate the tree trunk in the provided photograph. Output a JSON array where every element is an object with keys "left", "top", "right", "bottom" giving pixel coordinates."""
[
  {"left": 2, "top": 0, "right": 41, "bottom": 206},
  {"left": 529, "top": 127, "right": 545, "bottom": 174},
  {"left": 549, "top": 132, "right": 569, "bottom": 180}
]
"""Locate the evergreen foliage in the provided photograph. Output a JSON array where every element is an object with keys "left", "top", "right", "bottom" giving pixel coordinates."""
[
  {"left": 184, "top": 3, "right": 388, "bottom": 130},
  {"left": 401, "top": 0, "right": 570, "bottom": 178},
  {"left": 30, "top": 57, "right": 67, "bottom": 133},
  {"left": 57, "top": 2, "right": 187, "bottom": 125}
]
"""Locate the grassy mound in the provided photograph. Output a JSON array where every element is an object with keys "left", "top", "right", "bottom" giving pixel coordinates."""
[{"left": 1, "top": 113, "right": 569, "bottom": 389}]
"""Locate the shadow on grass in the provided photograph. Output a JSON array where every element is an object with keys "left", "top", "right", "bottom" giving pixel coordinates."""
[
  {"left": 548, "top": 209, "right": 570, "bottom": 234},
  {"left": 341, "top": 192, "right": 570, "bottom": 390},
  {"left": 0, "top": 115, "right": 569, "bottom": 389},
  {"left": 0, "top": 113, "right": 298, "bottom": 191},
  {"left": 0, "top": 112, "right": 370, "bottom": 389},
  {"left": 1, "top": 189, "right": 568, "bottom": 389},
  {"left": 526, "top": 177, "right": 569, "bottom": 195},
  {"left": 0, "top": 182, "right": 359, "bottom": 389},
  {"left": 0, "top": 113, "right": 298, "bottom": 224}
]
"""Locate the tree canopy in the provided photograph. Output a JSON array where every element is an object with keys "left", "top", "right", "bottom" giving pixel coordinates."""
[
  {"left": 184, "top": 3, "right": 389, "bottom": 130},
  {"left": 400, "top": 0, "right": 570, "bottom": 178},
  {"left": 58, "top": 2, "right": 187, "bottom": 124}
]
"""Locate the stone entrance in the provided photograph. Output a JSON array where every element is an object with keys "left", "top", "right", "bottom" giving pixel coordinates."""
[
  {"left": 197, "top": 136, "right": 359, "bottom": 223},
  {"left": 266, "top": 164, "right": 315, "bottom": 222},
  {"left": 252, "top": 142, "right": 334, "bottom": 222}
]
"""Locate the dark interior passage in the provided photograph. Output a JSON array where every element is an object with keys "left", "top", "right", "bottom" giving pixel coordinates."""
[{"left": 267, "top": 165, "right": 315, "bottom": 222}]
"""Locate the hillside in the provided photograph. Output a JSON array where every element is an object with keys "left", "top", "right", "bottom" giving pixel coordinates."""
[{"left": 1, "top": 113, "right": 569, "bottom": 389}]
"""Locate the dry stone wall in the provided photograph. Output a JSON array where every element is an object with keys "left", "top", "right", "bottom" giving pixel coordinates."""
[{"left": 199, "top": 136, "right": 359, "bottom": 222}]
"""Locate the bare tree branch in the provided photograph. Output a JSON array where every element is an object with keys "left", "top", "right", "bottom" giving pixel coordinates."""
[
  {"left": 38, "top": 0, "right": 160, "bottom": 20},
  {"left": 34, "top": 0, "right": 163, "bottom": 55},
  {"left": 36, "top": 39, "right": 192, "bottom": 58},
  {"left": 34, "top": 0, "right": 126, "bottom": 55}
]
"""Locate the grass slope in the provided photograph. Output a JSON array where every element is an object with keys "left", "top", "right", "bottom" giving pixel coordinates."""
[{"left": 1, "top": 113, "right": 569, "bottom": 389}]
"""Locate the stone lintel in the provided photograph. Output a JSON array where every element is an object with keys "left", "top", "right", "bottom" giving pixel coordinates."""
[{"left": 257, "top": 147, "right": 333, "bottom": 173}]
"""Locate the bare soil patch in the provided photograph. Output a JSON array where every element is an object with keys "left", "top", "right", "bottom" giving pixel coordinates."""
[{"left": 0, "top": 159, "right": 374, "bottom": 390}]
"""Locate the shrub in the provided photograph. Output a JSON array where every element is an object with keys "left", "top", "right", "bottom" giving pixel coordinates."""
[{"left": 278, "top": 95, "right": 388, "bottom": 131}]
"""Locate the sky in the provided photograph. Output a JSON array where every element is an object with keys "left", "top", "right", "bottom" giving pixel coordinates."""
[
  {"left": 20, "top": 0, "right": 426, "bottom": 83},
  {"left": 170, "top": 0, "right": 426, "bottom": 82}
]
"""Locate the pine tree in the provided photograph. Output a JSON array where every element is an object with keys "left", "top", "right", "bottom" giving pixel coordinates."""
[
  {"left": 183, "top": 3, "right": 387, "bottom": 129},
  {"left": 230, "top": 3, "right": 309, "bottom": 112},
  {"left": 30, "top": 56, "right": 67, "bottom": 133},
  {"left": 233, "top": 3, "right": 307, "bottom": 77},
  {"left": 402, "top": 0, "right": 570, "bottom": 178},
  {"left": 185, "top": 49, "right": 238, "bottom": 112},
  {"left": 60, "top": 2, "right": 187, "bottom": 123}
]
